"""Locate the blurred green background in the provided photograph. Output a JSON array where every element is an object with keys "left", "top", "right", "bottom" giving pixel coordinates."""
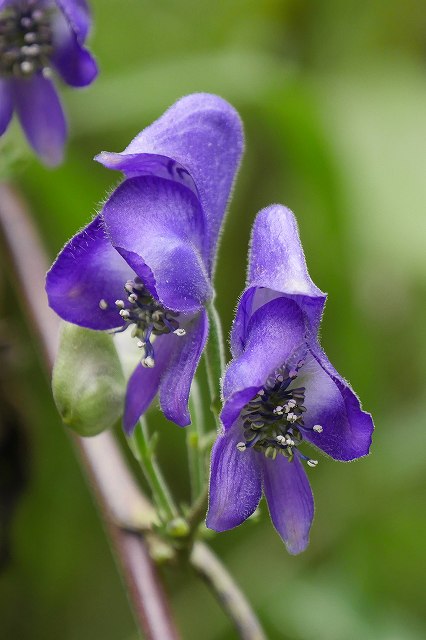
[{"left": 1, "top": 0, "right": 426, "bottom": 638}]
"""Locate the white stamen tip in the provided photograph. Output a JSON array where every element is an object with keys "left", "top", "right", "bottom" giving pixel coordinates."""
[
  {"left": 115, "top": 299, "right": 125, "bottom": 308},
  {"left": 276, "top": 435, "right": 285, "bottom": 443},
  {"left": 119, "top": 309, "right": 130, "bottom": 318},
  {"left": 20, "top": 61, "right": 34, "bottom": 74},
  {"left": 236, "top": 442, "right": 246, "bottom": 452},
  {"left": 142, "top": 356, "right": 155, "bottom": 368},
  {"left": 99, "top": 299, "right": 108, "bottom": 310},
  {"left": 173, "top": 328, "right": 186, "bottom": 336},
  {"left": 273, "top": 405, "right": 284, "bottom": 415},
  {"left": 313, "top": 424, "right": 323, "bottom": 433},
  {"left": 307, "top": 459, "right": 318, "bottom": 468},
  {"left": 136, "top": 340, "right": 145, "bottom": 349},
  {"left": 128, "top": 293, "right": 137, "bottom": 303},
  {"left": 42, "top": 67, "right": 52, "bottom": 79},
  {"left": 286, "top": 412, "right": 298, "bottom": 423},
  {"left": 287, "top": 399, "right": 297, "bottom": 408}
]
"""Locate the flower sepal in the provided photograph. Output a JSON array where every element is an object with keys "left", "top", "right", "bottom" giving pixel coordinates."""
[{"left": 52, "top": 321, "right": 125, "bottom": 436}]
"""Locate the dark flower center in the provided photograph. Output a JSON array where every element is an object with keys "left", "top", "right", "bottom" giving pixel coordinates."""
[
  {"left": 99, "top": 277, "right": 186, "bottom": 368},
  {"left": 0, "top": 3, "right": 54, "bottom": 78},
  {"left": 237, "top": 357, "right": 322, "bottom": 467}
]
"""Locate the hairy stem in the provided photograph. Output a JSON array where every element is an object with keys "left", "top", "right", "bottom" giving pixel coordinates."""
[
  {"left": 204, "top": 302, "right": 226, "bottom": 426},
  {"left": 131, "top": 418, "right": 178, "bottom": 521},
  {"left": 187, "top": 378, "right": 207, "bottom": 501},
  {"left": 190, "top": 542, "right": 266, "bottom": 640}
]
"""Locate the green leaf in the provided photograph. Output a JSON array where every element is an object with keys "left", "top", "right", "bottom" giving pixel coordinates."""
[{"left": 52, "top": 322, "right": 125, "bottom": 437}]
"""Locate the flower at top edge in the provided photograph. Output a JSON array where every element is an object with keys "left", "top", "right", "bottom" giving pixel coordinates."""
[
  {"left": 45, "top": 93, "right": 244, "bottom": 432},
  {"left": 206, "top": 205, "right": 374, "bottom": 554},
  {"left": 0, "top": 0, "right": 97, "bottom": 165}
]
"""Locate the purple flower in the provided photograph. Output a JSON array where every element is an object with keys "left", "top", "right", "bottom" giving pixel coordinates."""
[
  {"left": 0, "top": 0, "right": 97, "bottom": 165},
  {"left": 46, "top": 93, "right": 244, "bottom": 433},
  {"left": 206, "top": 205, "right": 374, "bottom": 554}
]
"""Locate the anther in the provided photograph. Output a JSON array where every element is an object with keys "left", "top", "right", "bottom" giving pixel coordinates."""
[
  {"left": 128, "top": 293, "right": 138, "bottom": 303},
  {"left": 173, "top": 328, "right": 186, "bottom": 336},
  {"left": 236, "top": 442, "right": 246, "bottom": 452},
  {"left": 313, "top": 424, "right": 323, "bottom": 433},
  {"left": 286, "top": 412, "right": 298, "bottom": 423},
  {"left": 115, "top": 299, "right": 125, "bottom": 309},
  {"left": 307, "top": 459, "right": 318, "bottom": 468},
  {"left": 142, "top": 356, "right": 155, "bottom": 368},
  {"left": 119, "top": 309, "right": 130, "bottom": 318},
  {"left": 20, "top": 61, "right": 34, "bottom": 74},
  {"left": 99, "top": 299, "right": 108, "bottom": 310},
  {"left": 136, "top": 340, "right": 145, "bottom": 349}
]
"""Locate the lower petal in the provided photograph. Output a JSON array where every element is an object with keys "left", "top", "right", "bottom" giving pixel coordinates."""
[
  {"left": 56, "top": 0, "right": 91, "bottom": 41},
  {"left": 52, "top": 11, "right": 97, "bottom": 87},
  {"left": 0, "top": 79, "right": 13, "bottom": 135},
  {"left": 12, "top": 74, "right": 67, "bottom": 166},
  {"left": 299, "top": 346, "right": 374, "bottom": 461},
  {"left": 46, "top": 216, "right": 135, "bottom": 330},
  {"left": 262, "top": 455, "right": 314, "bottom": 555},
  {"left": 206, "top": 420, "right": 262, "bottom": 532},
  {"left": 159, "top": 310, "right": 208, "bottom": 426},
  {"left": 123, "top": 335, "right": 173, "bottom": 434}
]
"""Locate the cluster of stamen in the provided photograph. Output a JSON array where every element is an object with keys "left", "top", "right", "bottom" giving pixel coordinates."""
[
  {"left": 237, "top": 359, "right": 323, "bottom": 468},
  {"left": 0, "top": 3, "right": 54, "bottom": 78},
  {"left": 100, "top": 277, "right": 186, "bottom": 368}
]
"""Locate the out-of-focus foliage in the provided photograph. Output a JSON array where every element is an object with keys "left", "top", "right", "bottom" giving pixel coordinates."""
[{"left": 1, "top": 0, "right": 425, "bottom": 638}]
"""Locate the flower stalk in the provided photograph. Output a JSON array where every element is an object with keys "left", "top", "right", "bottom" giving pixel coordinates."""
[
  {"left": 204, "top": 301, "right": 226, "bottom": 425},
  {"left": 187, "top": 378, "right": 207, "bottom": 502},
  {"left": 130, "top": 418, "right": 178, "bottom": 522},
  {"left": 190, "top": 542, "right": 266, "bottom": 640}
]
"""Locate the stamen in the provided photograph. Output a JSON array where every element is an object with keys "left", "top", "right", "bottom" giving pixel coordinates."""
[
  {"left": 114, "top": 277, "right": 186, "bottom": 368},
  {"left": 99, "top": 299, "right": 108, "bottom": 310},
  {"left": 0, "top": 4, "right": 55, "bottom": 78},
  {"left": 237, "top": 358, "right": 322, "bottom": 469},
  {"left": 142, "top": 356, "right": 155, "bottom": 368}
]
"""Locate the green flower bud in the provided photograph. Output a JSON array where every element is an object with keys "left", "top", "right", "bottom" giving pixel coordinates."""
[{"left": 52, "top": 322, "right": 125, "bottom": 437}]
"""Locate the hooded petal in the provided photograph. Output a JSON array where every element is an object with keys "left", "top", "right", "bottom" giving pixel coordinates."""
[
  {"left": 12, "top": 73, "right": 67, "bottom": 166},
  {"left": 297, "top": 346, "right": 374, "bottom": 461},
  {"left": 0, "top": 79, "right": 13, "bottom": 135},
  {"left": 206, "top": 419, "right": 262, "bottom": 532},
  {"left": 55, "top": 0, "right": 91, "bottom": 41},
  {"left": 51, "top": 10, "right": 97, "bottom": 87},
  {"left": 123, "top": 335, "right": 173, "bottom": 434},
  {"left": 231, "top": 205, "right": 326, "bottom": 357},
  {"left": 96, "top": 93, "right": 244, "bottom": 270},
  {"left": 159, "top": 310, "right": 208, "bottom": 426},
  {"left": 101, "top": 175, "right": 212, "bottom": 312},
  {"left": 46, "top": 216, "right": 134, "bottom": 330},
  {"left": 222, "top": 297, "right": 306, "bottom": 429},
  {"left": 261, "top": 455, "right": 314, "bottom": 555}
]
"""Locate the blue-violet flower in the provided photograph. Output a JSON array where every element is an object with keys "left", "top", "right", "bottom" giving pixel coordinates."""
[
  {"left": 46, "top": 93, "right": 243, "bottom": 432},
  {"left": 0, "top": 0, "right": 97, "bottom": 165},
  {"left": 206, "top": 205, "right": 374, "bottom": 554}
]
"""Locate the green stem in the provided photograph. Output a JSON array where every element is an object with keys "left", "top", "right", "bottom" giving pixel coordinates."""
[
  {"left": 190, "top": 542, "right": 267, "bottom": 640},
  {"left": 204, "top": 302, "right": 226, "bottom": 425},
  {"left": 130, "top": 418, "right": 178, "bottom": 522},
  {"left": 187, "top": 378, "right": 206, "bottom": 501}
]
